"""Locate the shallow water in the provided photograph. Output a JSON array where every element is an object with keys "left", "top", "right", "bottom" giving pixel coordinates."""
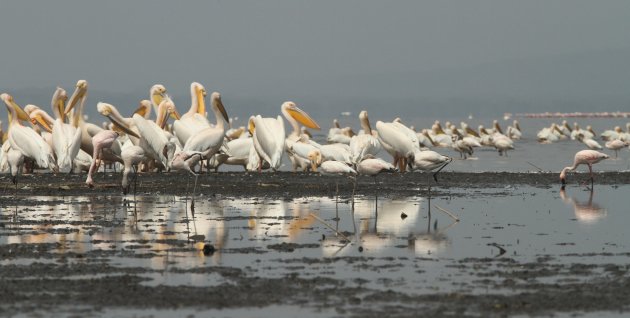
[{"left": 1, "top": 184, "right": 628, "bottom": 299}]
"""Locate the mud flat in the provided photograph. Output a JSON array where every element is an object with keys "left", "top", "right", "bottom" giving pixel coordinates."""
[
  {"left": 1, "top": 173, "right": 629, "bottom": 317},
  {"left": 1, "top": 171, "right": 628, "bottom": 198}
]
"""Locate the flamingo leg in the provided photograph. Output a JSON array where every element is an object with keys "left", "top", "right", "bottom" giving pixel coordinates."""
[{"left": 432, "top": 158, "right": 453, "bottom": 183}]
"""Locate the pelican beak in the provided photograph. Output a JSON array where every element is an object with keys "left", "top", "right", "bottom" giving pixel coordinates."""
[
  {"left": 466, "top": 127, "right": 480, "bottom": 137},
  {"left": 216, "top": 97, "right": 229, "bottom": 123},
  {"left": 132, "top": 104, "right": 148, "bottom": 117},
  {"left": 107, "top": 115, "right": 139, "bottom": 138},
  {"left": 32, "top": 114, "right": 53, "bottom": 133},
  {"left": 248, "top": 119, "right": 255, "bottom": 136},
  {"left": 10, "top": 100, "right": 30, "bottom": 122},
  {"left": 57, "top": 98, "right": 67, "bottom": 122},
  {"left": 159, "top": 108, "right": 171, "bottom": 130},
  {"left": 170, "top": 108, "right": 181, "bottom": 120},
  {"left": 197, "top": 87, "right": 206, "bottom": 116},
  {"left": 65, "top": 86, "right": 86, "bottom": 115},
  {"left": 151, "top": 93, "right": 164, "bottom": 110},
  {"left": 288, "top": 106, "right": 320, "bottom": 130}
]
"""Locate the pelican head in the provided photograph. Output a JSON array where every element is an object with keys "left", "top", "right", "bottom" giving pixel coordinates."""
[
  {"left": 210, "top": 92, "right": 229, "bottom": 123},
  {"left": 134, "top": 100, "right": 152, "bottom": 119},
  {"left": 282, "top": 101, "right": 320, "bottom": 130},
  {"left": 307, "top": 149, "right": 322, "bottom": 172},
  {"left": 1, "top": 93, "right": 30, "bottom": 122},
  {"left": 191, "top": 82, "right": 207, "bottom": 116},
  {"left": 51, "top": 87, "right": 68, "bottom": 120},
  {"left": 248, "top": 116, "right": 256, "bottom": 136},
  {"left": 150, "top": 84, "right": 167, "bottom": 108},
  {"left": 65, "top": 79, "right": 89, "bottom": 115},
  {"left": 27, "top": 106, "right": 53, "bottom": 133}
]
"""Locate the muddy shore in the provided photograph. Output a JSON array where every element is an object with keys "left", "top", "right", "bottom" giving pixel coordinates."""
[
  {"left": 1, "top": 172, "right": 630, "bottom": 317},
  {"left": 1, "top": 171, "right": 628, "bottom": 198}
]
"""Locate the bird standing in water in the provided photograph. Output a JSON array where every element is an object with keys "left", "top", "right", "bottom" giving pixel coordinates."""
[{"left": 559, "top": 150, "right": 609, "bottom": 187}]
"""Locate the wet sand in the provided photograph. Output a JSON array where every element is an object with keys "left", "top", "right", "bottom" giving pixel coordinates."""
[{"left": 1, "top": 172, "right": 630, "bottom": 317}]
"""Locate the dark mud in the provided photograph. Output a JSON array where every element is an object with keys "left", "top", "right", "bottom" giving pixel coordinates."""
[
  {"left": 1, "top": 170, "right": 628, "bottom": 198},
  {"left": 1, "top": 247, "right": 630, "bottom": 317},
  {"left": 2, "top": 173, "right": 630, "bottom": 317}
]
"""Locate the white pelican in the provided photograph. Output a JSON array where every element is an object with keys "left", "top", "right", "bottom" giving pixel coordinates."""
[
  {"left": 2, "top": 93, "right": 56, "bottom": 171},
  {"left": 493, "top": 134, "right": 515, "bottom": 156},
  {"left": 251, "top": 101, "right": 320, "bottom": 172},
  {"left": 149, "top": 84, "right": 167, "bottom": 116},
  {"left": 133, "top": 100, "right": 177, "bottom": 169},
  {"left": 576, "top": 134, "right": 602, "bottom": 150},
  {"left": 173, "top": 82, "right": 210, "bottom": 146},
  {"left": 508, "top": 120, "right": 522, "bottom": 140},
  {"left": 65, "top": 80, "right": 123, "bottom": 164},
  {"left": 183, "top": 92, "right": 229, "bottom": 163},
  {"left": 50, "top": 87, "right": 82, "bottom": 173},
  {"left": 600, "top": 126, "right": 622, "bottom": 141},
  {"left": 349, "top": 111, "right": 381, "bottom": 165},
  {"left": 451, "top": 135, "right": 473, "bottom": 159},
  {"left": 375, "top": 119, "right": 418, "bottom": 172},
  {"left": 537, "top": 123, "right": 563, "bottom": 143}
]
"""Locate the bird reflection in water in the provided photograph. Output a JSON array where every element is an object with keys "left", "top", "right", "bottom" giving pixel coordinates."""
[
  {"left": 322, "top": 195, "right": 455, "bottom": 257},
  {"left": 560, "top": 186, "right": 607, "bottom": 224}
]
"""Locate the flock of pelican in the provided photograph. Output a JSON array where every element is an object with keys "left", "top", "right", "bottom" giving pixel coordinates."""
[
  {"left": 537, "top": 120, "right": 630, "bottom": 157},
  {"left": 0, "top": 79, "right": 626, "bottom": 192}
]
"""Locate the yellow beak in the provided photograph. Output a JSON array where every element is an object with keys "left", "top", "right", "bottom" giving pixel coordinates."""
[{"left": 288, "top": 107, "right": 320, "bottom": 130}]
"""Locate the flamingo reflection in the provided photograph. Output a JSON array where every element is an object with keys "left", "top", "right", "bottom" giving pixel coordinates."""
[{"left": 560, "top": 186, "right": 606, "bottom": 224}]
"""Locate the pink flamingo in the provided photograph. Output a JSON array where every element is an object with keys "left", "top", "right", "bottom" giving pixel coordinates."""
[
  {"left": 559, "top": 150, "right": 609, "bottom": 186},
  {"left": 86, "top": 130, "right": 120, "bottom": 187}
]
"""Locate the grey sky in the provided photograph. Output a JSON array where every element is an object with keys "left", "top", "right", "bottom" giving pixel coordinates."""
[{"left": 2, "top": 0, "right": 630, "bottom": 119}]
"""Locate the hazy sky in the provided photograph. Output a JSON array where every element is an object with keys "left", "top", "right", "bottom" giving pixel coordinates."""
[{"left": 2, "top": 0, "right": 630, "bottom": 119}]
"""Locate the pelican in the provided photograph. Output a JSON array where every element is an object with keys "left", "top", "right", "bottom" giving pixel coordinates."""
[
  {"left": 375, "top": 119, "right": 418, "bottom": 172},
  {"left": 560, "top": 150, "right": 609, "bottom": 186},
  {"left": 452, "top": 135, "right": 473, "bottom": 159},
  {"left": 600, "top": 126, "right": 622, "bottom": 141},
  {"left": 173, "top": 82, "right": 209, "bottom": 146},
  {"left": 509, "top": 120, "right": 522, "bottom": 140},
  {"left": 49, "top": 87, "right": 82, "bottom": 173},
  {"left": 493, "top": 134, "right": 514, "bottom": 156},
  {"left": 183, "top": 92, "right": 229, "bottom": 164},
  {"left": 251, "top": 101, "right": 320, "bottom": 171},
  {"left": 133, "top": 100, "right": 177, "bottom": 169},
  {"left": 65, "top": 80, "right": 124, "bottom": 164},
  {"left": 149, "top": 84, "right": 167, "bottom": 116},
  {"left": 2, "top": 93, "right": 56, "bottom": 171},
  {"left": 349, "top": 111, "right": 381, "bottom": 165},
  {"left": 576, "top": 134, "right": 602, "bottom": 150},
  {"left": 537, "top": 123, "right": 563, "bottom": 143}
]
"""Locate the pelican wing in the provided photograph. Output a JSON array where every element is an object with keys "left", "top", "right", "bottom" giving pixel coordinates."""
[
  {"left": 133, "top": 114, "right": 170, "bottom": 166},
  {"left": 253, "top": 115, "right": 285, "bottom": 170},
  {"left": 9, "top": 125, "right": 55, "bottom": 169},
  {"left": 376, "top": 121, "right": 414, "bottom": 157}
]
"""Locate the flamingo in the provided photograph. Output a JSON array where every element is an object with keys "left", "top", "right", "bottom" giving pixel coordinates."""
[
  {"left": 604, "top": 139, "right": 628, "bottom": 158},
  {"left": 121, "top": 145, "right": 148, "bottom": 195},
  {"left": 85, "top": 130, "right": 120, "bottom": 187},
  {"left": 559, "top": 150, "right": 609, "bottom": 186},
  {"left": 411, "top": 150, "right": 452, "bottom": 182}
]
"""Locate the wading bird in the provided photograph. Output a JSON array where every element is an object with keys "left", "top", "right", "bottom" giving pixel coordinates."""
[{"left": 559, "top": 150, "right": 609, "bottom": 187}]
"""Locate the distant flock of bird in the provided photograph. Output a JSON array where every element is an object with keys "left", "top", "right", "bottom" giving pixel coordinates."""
[{"left": 0, "top": 80, "right": 627, "bottom": 192}]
